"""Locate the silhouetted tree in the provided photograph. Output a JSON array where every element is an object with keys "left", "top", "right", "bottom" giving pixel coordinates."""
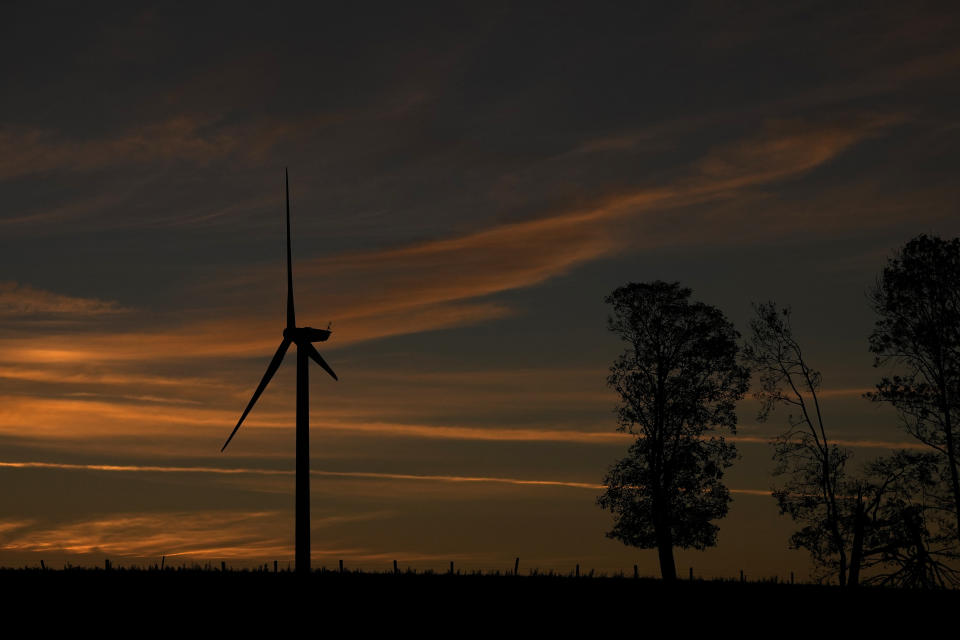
[
  {"left": 868, "top": 234, "right": 960, "bottom": 545},
  {"left": 746, "top": 301, "right": 959, "bottom": 588},
  {"left": 597, "top": 281, "right": 749, "bottom": 581},
  {"left": 862, "top": 451, "right": 960, "bottom": 589},
  {"left": 744, "top": 302, "right": 868, "bottom": 586}
]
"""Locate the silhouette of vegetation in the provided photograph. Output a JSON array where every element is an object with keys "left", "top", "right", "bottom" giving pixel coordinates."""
[
  {"left": 868, "top": 234, "right": 960, "bottom": 548},
  {"left": 861, "top": 451, "right": 960, "bottom": 588},
  {"left": 745, "top": 302, "right": 870, "bottom": 586},
  {"left": 746, "top": 301, "right": 959, "bottom": 589},
  {"left": 597, "top": 281, "right": 749, "bottom": 581}
]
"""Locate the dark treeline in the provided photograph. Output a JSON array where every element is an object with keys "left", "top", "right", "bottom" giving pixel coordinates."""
[{"left": 598, "top": 234, "right": 960, "bottom": 589}]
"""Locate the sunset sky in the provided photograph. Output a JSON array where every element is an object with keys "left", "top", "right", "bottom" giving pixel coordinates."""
[{"left": 2, "top": 3, "right": 960, "bottom": 578}]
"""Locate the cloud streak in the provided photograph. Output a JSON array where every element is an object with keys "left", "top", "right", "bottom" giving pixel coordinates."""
[
  {"left": 0, "top": 392, "right": 925, "bottom": 451},
  {"left": 0, "top": 511, "right": 284, "bottom": 557},
  {"left": 0, "top": 116, "right": 902, "bottom": 373},
  {"left": 0, "top": 282, "right": 128, "bottom": 317},
  {"left": 0, "top": 116, "right": 331, "bottom": 181},
  {"left": 0, "top": 460, "right": 776, "bottom": 495}
]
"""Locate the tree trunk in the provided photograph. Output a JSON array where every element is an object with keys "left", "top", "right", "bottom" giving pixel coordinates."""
[
  {"left": 908, "top": 511, "right": 934, "bottom": 588},
  {"left": 654, "top": 502, "right": 676, "bottom": 582},
  {"left": 657, "top": 535, "right": 676, "bottom": 582},
  {"left": 942, "top": 409, "right": 960, "bottom": 545},
  {"left": 848, "top": 498, "right": 865, "bottom": 589},
  {"left": 820, "top": 443, "right": 847, "bottom": 587}
]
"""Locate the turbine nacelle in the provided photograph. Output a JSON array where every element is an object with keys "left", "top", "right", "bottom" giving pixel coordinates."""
[{"left": 283, "top": 326, "right": 332, "bottom": 344}]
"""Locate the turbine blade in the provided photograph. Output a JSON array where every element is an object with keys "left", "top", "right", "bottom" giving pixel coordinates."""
[
  {"left": 305, "top": 343, "right": 338, "bottom": 381},
  {"left": 285, "top": 168, "right": 296, "bottom": 330},
  {"left": 221, "top": 339, "right": 291, "bottom": 452}
]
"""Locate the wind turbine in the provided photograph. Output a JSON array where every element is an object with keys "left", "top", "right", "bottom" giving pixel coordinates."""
[{"left": 221, "top": 168, "right": 338, "bottom": 574}]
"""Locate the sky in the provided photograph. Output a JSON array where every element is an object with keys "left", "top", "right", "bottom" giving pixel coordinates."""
[{"left": 2, "top": 2, "right": 960, "bottom": 578}]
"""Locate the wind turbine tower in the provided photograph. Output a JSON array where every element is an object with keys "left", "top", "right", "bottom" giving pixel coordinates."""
[{"left": 221, "top": 168, "right": 338, "bottom": 573}]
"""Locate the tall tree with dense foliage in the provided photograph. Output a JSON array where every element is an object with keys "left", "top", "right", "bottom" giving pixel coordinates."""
[
  {"left": 868, "top": 234, "right": 960, "bottom": 545},
  {"left": 597, "top": 281, "right": 749, "bottom": 581}
]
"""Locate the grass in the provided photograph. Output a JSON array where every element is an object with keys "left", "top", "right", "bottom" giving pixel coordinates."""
[
  {"left": 5, "top": 563, "right": 957, "bottom": 603},
  {"left": 5, "top": 565, "right": 956, "bottom": 631}
]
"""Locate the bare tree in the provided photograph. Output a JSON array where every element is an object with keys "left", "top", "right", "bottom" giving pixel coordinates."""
[{"left": 745, "top": 302, "right": 866, "bottom": 586}]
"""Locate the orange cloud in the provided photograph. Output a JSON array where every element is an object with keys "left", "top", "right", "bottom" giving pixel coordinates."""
[
  {"left": 0, "top": 387, "right": 925, "bottom": 451},
  {"left": 0, "top": 460, "right": 777, "bottom": 496},
  {"left": 0, "top": 392, "right": 618, "bottom": 442},
  {"left": 0, "top": 365, "right": 229, "bottom": 389},
  {"left": 690, "top": 117, "right": 898, "bottom": 193},
  {"left": 221, "top": 115, "right": 902, "bottom": 343},
  {"left": 0, "top": 300, "right": 512, "bottom": 365},
  {"left": 0, "top": 116, "right": 327, "bottom": 181},
  {"left": 0, "top": 511, "right": 294, "bottom": 559},
  {"left": 0, "top": 117, "right": 901, "bottom": 371},
  {"left": 0, "top": 282, "right": 128, "bottom": 317},
  {"left": 0, "top": 395, "right": 248, "bottom": 438},
  {"left": 0, "top": 118, "right": 914, "bottom": 480},
  {"left": 0, "top": 508, "right": 495, "bottom": 565}
]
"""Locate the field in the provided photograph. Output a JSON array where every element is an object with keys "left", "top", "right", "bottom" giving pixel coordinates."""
[{"left": 4, "top": 565, "right": 956, "bottom": 628}]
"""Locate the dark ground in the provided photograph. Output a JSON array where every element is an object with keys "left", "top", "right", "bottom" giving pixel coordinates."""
[{"left": 4, "top": 567, "right": 955, "bottom": 630}]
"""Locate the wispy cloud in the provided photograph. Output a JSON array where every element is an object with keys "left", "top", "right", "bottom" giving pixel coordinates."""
[
  {"left": 0, "top": 460, "right": 776, "bottom": 495},
  {"left": 0, "top": 282, "right": 128, "bottom": 317},
  {"left": 0, "top": 393, "right": 623, "bottom": 441},
  {"left": 0, "top": 505, "right": 497, "bottom": 564},
  {"left": 0, "top": 365, "right": 228, "bottom": 389},
  {"left": 0, "top": 391, "right": 925, "bottom": 450},
  {"left": 0, "top": 511, "right": 289, "bottom": 559},
  {"left": 0, "top": 116, "right": 328, "bottom": 181},
  {"left": 0, "top": 116, "right": 902, "bottom": 368},
  {"left": 689, "top": 116, "right": 896, "bottom": 192},
  {"left": 0, "top": 118, "right": 914, "bottom": 491},
  {"left": 214, "top": 116, "right": 903, "bottom": 349}
]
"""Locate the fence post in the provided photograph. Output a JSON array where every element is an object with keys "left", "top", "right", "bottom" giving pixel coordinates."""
[
  {"left": 689, "top": 567, "right": 693, "bottom": 580},
  {"left": 339, "top": 559, "right": 344, "bottom": 574},
  {"left": 274, "top": 560, "right": 278, "bottom": 573},
  {"left": 575, "top": 564, "right": 580, "bottom": 578},
  {"left": 633, "top": 564, "right": 638, "bottom": 579},
  {"left": 221, "top": 561, "right": 226, "bottom": 572},
  {"left": 161, "top": 556, "right": 165, "bottom": 570},
  {"left": 514, "top": 557, "right": 519, "bottom": 576},
  {"left": 790, "top": 572, "right": 794, "bottom": 585},
  {"left": 393, "top": 560, "right": 398, "bottom": 575},
  {"left": 450, "top": 561, "right": 454, "bottom": 575},
  {"left": 739, "top": 569, "right": 744, "bottom": 583}
]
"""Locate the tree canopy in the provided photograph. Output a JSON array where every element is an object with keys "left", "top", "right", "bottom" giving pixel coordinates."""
[
  {"left": 597, "top": 281, "right": 749, "bottom": 581},
  {"left": 742, "top": 302, "right": 949, "bottom": 587},
  {"left": 868, "top": 234, "right": 960, "bottom": 545}
]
